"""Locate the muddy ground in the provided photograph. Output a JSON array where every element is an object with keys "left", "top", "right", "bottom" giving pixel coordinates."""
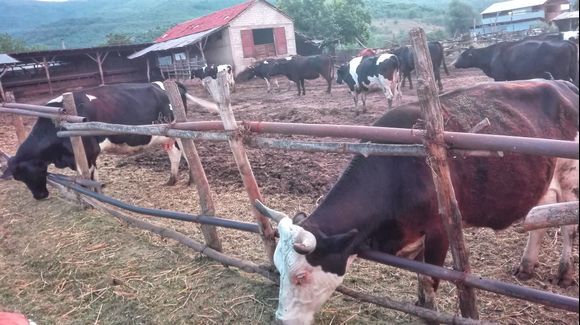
[{"left": 0, "top": 66, "right": 578, "bottom": 325}]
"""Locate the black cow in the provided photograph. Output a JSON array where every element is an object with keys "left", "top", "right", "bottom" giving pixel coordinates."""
[
  {"left": 270, "top": 54, "right": 334, "bottom": 95},
  {"left": 191, "top": 64, "right": 236, "bottom": 91},
  {"left": 236, "top": 58, "right": 287, "bottom": 92},
  {"left": 255, "top": 79, "right": 579, "bottom": 324},
  {"left": 1, "top": 82, "right": 190, "bottom": 200},
  {"left": 392, "top": 41, "right": 449, "bottom": 91},
  {"left": 453, "top": 39, "right": 579, "bottom": 86},
  {"left": 336, "top": 54, "right": 401, "bottom": 111}
]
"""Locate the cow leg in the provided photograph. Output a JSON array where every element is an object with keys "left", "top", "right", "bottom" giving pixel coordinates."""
[
  {"left": 416, "top": 228, "right": 448, "bottom": 316},
  {"left": 435, "top": 68, "right": 443, "bottom": 91},
  {"left": 408, "top": 73, "right": 413, "bottom": 90},
  {"left": 554, "top": 224, "right": 577, "bottom": 287},
  {"left": 301, "top": 79, "right": 306, "bottom": 96},
  {"left": 264, "top": 78, "right": 272, "bottom": 93},
  {"left": 165, "top": 140, "right": 182, "bottom": 186},
  {"left": 515, "top": 187, "right": 558, "bottom": 280},
  {"left": 351, "top": 91, "right": 358, "bottom": 109}
]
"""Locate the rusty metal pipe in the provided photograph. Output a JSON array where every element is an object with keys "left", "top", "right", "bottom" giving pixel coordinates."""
[
  {"left": 0, "top": 107, "right": 86, "bottom": 123},
  {"left": 1, "top": 102, "right": 65, "bottom": 114}
]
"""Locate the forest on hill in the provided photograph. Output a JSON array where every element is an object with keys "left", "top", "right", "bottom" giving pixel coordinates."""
[{"left": 0, "top": 0, "right": 546, "bottom": 50}]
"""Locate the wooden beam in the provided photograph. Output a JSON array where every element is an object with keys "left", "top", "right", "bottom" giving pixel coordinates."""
[
  {"left": 146, "top": 57, "right": 151, "bottom": 82},
  {"left": 523, "top": 202, "right": 579, "bottom": 231},
  {"left": 163, "top": 80, "right": 222, "bottom": 252},
  {"left": 4, "top": 91, "right": 26, "bottom": 145},
  {"left": 203, "top": 71, "right": 277, "bottom": 263},
  {"left": 42, "top": 57, "right": 53, "bottom": 95},
  {"left": 410, "top": 27, "right": 479, "bottom": 319},
  {"left": 62, "top": 92, "right": 91, "bottom": 181}
]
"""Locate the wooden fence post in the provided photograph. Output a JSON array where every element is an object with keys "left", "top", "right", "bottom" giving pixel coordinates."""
[
  {"left": 203, "top": 72, "right": 277, "bottom": 263},
  {"left": 62, "top": 92, "right": 92, "bottom": 181},
  {"left": 163, "top": 80, "right": 222, "bottom": 252},
  {"left": 5, "top": 91, "right": 26, "bottom": 145},
  {"left": 409, "top": 28, "right": 479, "bottom": 319}
]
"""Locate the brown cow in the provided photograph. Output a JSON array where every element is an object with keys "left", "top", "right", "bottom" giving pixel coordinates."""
[{"left": 256, "top": 79, "right": 578, "bottom": 324}]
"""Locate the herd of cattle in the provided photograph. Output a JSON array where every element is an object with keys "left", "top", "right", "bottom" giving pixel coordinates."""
[{"left": 1, "top": 33, "right": 579, "bottom": 324}]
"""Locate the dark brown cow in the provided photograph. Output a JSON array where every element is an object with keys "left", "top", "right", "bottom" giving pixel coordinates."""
[
  {"left": 270, "top": 54, "right": 334, "bottom": 95},
  {"left": 256, "top": 79, "right": 579, "bottom": 324}
]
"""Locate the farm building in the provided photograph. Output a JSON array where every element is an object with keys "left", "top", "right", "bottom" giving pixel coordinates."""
[
  {"left": 0, "top": 44, "right": 152, "bottom": 100},
  {"left": 472, "top": 0, "right": 571, "bottom": 35},
  {"left": 552, "top": 10, "right": 579, "bottom": 36},
  {"left": 129, "top": 0, "right": 297, "bottom": 79}
]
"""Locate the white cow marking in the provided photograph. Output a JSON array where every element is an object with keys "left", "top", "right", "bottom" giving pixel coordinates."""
[
  {"left": 85, "top": 94, "right": 97, "bottom": 101},
  {"left": 47, "top": 95, "right": 63, "bottom": 104},
  {"left": 376, "top": 53, "right": 395, "bottom": 65},
  {"left": 152, "top": 81, "right": 165, "bottom": 90}
]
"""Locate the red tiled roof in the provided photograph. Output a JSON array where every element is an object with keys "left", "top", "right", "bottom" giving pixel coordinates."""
[{"left": 155, "top": 1, "right": 254, "bottom": 43}]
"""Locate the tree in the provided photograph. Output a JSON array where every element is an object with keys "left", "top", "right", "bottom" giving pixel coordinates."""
[
  {"left": 277, "top": 0, "right": 371, "bottom": 44},
  {"left": 446, "top": 0, "right": 477, "bottom": 36},
  {"left": 0, "top": 33, "right": 31, "bottom": 53},
  {"left": 102, "top": 33, "right": 134, "bottom": 46}
]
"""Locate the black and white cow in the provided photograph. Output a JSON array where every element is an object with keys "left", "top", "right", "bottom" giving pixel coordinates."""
[
  {"left": 1, "top": 82, "right": 191, "bottom": 200},
  {"left": 336, "top": 54, "right": 401, "bottom": 112},
  {"left": 237, "top": 58, "right": 294, "bottom": 93},
  {"left": 191, "top": 64, "right": 236, "bottom": 91}
]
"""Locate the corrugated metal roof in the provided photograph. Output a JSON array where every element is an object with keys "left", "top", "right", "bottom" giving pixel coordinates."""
[
  {"left": 0, "top": 53, "right": 20, "bottom": 64},
  {"left": 481, "top": 0, "right": 547, "bottom": 15},
  {"left": 155, "top": 1, "right": 253, "bottom": 43},
  {"left": 128, "top": 28, "right": 221, "bottom": 59},
  {"left": 553, "top": 10, "right": 579, "bottom": 20}
]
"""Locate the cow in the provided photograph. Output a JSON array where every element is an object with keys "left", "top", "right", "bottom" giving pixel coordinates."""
[
  {"left": 357, "top": 48, "right": 377, "bottom": 57},
  {"left": 515, "top": 148, "right": 579, "bottom": 287},
  {"left": 270, "top": 54, "right": 334, "bottom": 96},
  {"left": 191, "top": 64, "right": 236, "bottom": 92},
  {"left": 1, "top": 82, "right": 193, "bottom": 200},
  {"left": 453, "top": 39, "right": 579, "bottom": 86},
  {"left": 254, "top": 79, "right": 579, "bottom": 324},
  {"left": 336, "top": 54, "right": 401, "bottom": 112},
  {"left": 236, "top": 58, "right": 287, "bottom": 93},
  {"left": 392, "top": 41, "right": 449, "bottom": 91}
]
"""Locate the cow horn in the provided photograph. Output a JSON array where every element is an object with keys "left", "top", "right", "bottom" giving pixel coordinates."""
[
  {"left": 293, "top": 228, "right": 317, "bottom": 255},
  {"left": 254, "top": 200, "right": 288, "bottom": 223}
]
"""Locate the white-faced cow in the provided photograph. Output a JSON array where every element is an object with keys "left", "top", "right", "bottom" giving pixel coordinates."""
[
  {"left": 453, "top": 39, "right": 579, "bottom": 86},
  {"left": 191, "top": 64, "right": 236, "bottom": 91},
  {"left": 1, "top": 82, "right": 191, "bottom": 200},
  {"left": 270, "top": 54, "right": 334, "bottom": 96},
  {"left": 255, "top": 79, "right": 578, "bottom": 324},
  {"left": 392, "top": 41, "right": 449, "bottom": 91},
  {"left": 336, "top": 54, "right": 402, "bottom": 112}
]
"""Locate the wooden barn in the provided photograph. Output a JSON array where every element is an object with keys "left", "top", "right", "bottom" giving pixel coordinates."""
[
  {"left": 129, "top": 0, "right": 297, "bottom": 79},
  {"left": 1, "top": 44, "right": 152, "bottom": 100}
]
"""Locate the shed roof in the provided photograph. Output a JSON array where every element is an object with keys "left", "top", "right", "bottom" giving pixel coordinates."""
[
  {"left": 481, "top": 0, "right": 548, "bottom": 15},
  {"left": 129, "top": 28, "right": 222, "bottom": 59},
  {"left": 553, "top": 10, "right": 579, "bottom": 20},
  {"left": 0, "top": 54, "right": 20, "bottom": 65},
  {"left": 155, "top": 1, "right": 253, "bottom": 43}
]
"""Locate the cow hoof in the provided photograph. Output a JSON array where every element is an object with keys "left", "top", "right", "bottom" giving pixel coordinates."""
[
  {"left": 166, "top": 176, "right": 177, "bottom": 186},
  {"left": 513, "top": 263, "right": 536, "bottom": 281},
  {"left": 551, "top": 274, "right": 575, "bottom": 288}
]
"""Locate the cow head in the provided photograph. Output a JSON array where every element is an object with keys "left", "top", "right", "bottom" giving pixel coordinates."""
[
  {"left": 336, "top": 64, "right": 347, "bottom": 84},
  {"left": 255, "top": 201, "right": 358, "bottom": 324},
  {"left": 2, "top": 157, "right": 49, "bottom": 200},
  {"left": 453, "top": 46, "right": 476, "bottom": 69}
]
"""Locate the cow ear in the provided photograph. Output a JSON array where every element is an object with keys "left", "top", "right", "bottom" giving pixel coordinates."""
[
  {"left": 318, "top": 229, "right": 359, "bottom": 254},
  {"left": 1, "top": 158, "right": 15, "bottom": 180}
]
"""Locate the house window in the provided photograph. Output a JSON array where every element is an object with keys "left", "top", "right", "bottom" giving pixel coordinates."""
[
  {"left": 252, "top": 28, "right": 274, "bottom": 45},
  {"left": 174, "top": 52, "right": 187, "bottom": 61},
  {"left": 158, "top": 55, "right": 172, "bottom": 66}
]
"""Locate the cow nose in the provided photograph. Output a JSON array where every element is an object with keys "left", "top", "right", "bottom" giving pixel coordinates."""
[{"left": 33, "top": 190, "right": 49, "bottom": 200}]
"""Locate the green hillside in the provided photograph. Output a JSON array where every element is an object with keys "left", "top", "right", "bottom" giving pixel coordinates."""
[{"left": 0, "top": 0, "right": 519, "bottom": 50}]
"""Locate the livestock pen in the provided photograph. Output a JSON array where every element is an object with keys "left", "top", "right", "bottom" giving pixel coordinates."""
[{"left": 0, "top": 28, "right": 576, "bottom": 324}]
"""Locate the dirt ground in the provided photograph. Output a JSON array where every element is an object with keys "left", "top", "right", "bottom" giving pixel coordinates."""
[{"left": 0, "top": 66, "right": 578, "bottom": 325}]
